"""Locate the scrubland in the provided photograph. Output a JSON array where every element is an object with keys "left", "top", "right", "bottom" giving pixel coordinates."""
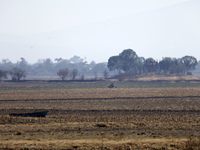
[{"left": 1, "top": 81, "right": 200, "bottom": 149}]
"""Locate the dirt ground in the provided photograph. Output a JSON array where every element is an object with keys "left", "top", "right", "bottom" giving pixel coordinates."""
[{"left": 1, "top": 81, "right": 200, "bottom": 149}]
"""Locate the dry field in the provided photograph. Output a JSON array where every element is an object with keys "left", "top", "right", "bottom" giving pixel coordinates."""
[{"left": 1, "top": 81, "right": 200, "bottom": 149}]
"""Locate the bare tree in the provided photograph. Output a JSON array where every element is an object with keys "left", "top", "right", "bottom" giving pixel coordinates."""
[
  {"left": 57, "top": 68, "right": 69, "bottom": 81},
  {"left": 9, "top": 67, "right": 26, "bottom": 81},
  {"left": 71, "top": 69, "right": 78, "bottom": 80}
]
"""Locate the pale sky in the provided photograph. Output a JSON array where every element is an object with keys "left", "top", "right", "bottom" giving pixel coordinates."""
[
  {"left": 0, "top": 0, "right": 200, "bottom": 63},
  {"left": 0, "top": 0, "right": 190, "bottom": 35}
]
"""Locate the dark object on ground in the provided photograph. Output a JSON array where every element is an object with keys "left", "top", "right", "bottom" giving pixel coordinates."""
[
  {"left": 9, "top": 111, "right": 49, "bottom": 117},
  {"left": 95, "top": 123, "right": 107, "bottom": 128},
  {"left": 108, "top": 83, "right": 117, "bottom": 88}
]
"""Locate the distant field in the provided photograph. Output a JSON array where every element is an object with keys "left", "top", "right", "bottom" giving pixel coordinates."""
[
  {"left": 1, "top": 80, "right": 200, "bottom": 90},
  {"left": 1, "top": 81, "right": 200, "bottom": 149}
]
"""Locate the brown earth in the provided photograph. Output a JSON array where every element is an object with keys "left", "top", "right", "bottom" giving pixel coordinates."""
[
  {"left": 137, "top": 74, "right": 200, "bottom": 81},
  {"left": 1, "top": 81, "right": 200, "bottom": 149}
]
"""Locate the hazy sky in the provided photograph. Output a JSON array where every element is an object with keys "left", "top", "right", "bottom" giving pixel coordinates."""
[
  {"left": 0, "top": 0, "right": 190, "bottom": 35},
  {"left": 0, "top": 0, "right": 199, "bottom": 63}
]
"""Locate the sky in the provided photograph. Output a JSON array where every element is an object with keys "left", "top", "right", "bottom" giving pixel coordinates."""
[
  {"left": 0, "top": 0, "right": 190, "bottom": 35},
  {"left": 0, "top": 0, "right": 200, "bottom": 64}
]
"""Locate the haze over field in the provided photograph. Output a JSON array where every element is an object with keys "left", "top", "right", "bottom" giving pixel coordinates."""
[{"left": 0, "top": 0, "right": 200, "bottom": 64}]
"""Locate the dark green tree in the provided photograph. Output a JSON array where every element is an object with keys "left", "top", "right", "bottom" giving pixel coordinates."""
[
  {"left": 137, "top": 57, "right": 145, "bottom": 74},
  {"left": 169, "top": 63, "right": 186, "bottom": 74},
  {"left": 180, "top": 56, "right": 197, "bottom": 74},
  {"left": 107, "top": 56, "right": 122, "bottom": 73},
  {"left": 159, "top": 57, "right": 177, "bottom": 73},
  {"left": 119, "top": 49, "right": 138, "bottom": 73},
  {"left": 144, "top": 58, "right": 158, "bottom": 73}
]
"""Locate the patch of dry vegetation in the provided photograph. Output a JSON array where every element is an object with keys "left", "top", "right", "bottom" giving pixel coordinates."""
[
  {"left": 1, "top": 81, "right": 200, "bottom": 149},
  {"left": 137, "top": 74, "right": 200, "bottom": 81},
  {"left": 1, "top": 87, "right": 200, "bottom": 101},
  {"left": 1, "top": 111, "right": 200, "bottom": 149}
]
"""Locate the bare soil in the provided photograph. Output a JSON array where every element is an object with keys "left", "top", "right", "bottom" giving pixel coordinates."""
[{"left": 1, "top": 81, "right": 200, "bottom": 149}]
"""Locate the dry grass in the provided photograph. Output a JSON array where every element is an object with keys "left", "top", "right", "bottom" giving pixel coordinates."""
[
  {"left": 1, "top": 81, "right": 200, "bottom": 149},
  {"left": 0, "top": 138, "right": 190, "bottom": 150},
  {"left": 1, "top": 87, "right": 200, "bottom": 101},
  {"left": 137, "top": 74, "right": 200, "bottom": 81}
]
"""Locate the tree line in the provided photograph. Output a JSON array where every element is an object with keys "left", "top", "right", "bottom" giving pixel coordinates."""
[
  {"left": 0, "top": 49, "right": 199, "bottom": 81},
  {"left": 108, "top": 49, "right": 198, "bottom": 80},
  {"left": 0, "top": 56, "right": 108, "bottom": 81}
]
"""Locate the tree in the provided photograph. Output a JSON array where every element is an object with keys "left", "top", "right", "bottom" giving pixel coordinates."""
[
  {"left": 9, "top": 67, "right": 26, "bottom": 81},
  {"left": 108, "top": 49, "right": 141, "bottom": 76},
  {"left": 137, "top": 57, "right": 145, "bottom": 75},
  {"left": 54, "top": 58, "right": 70, "bottom": 71},
  {"left": 159, "top": 57, "right": 175, "bottom": 73},
  {"left": 17, "top": 57, "right": 29, "bottom": 70},
  {"left": 0, "top": 70, "right": 7, "bottom": 80},
  {"left": 43, "top": 58, "right": 54, "bottom": 71},
  {"left": 71, "top": 69, "right": 78, "bottom": 80},
  {"left": 32, "top": 58, "right": 55, "bottom": 76},
  {"left": 0, "top": 59, "right": 14, "bottom": 70},
  {"left": 70, "top": 55, "right": 84, "bottom": 63},
  {"left": 57, "top": 68, "right": 70, "bottom": 81},
  {"left": 180, "top": 56, "right": 198, "bottom": 74},
  {"left": 107, "top": 56, "right": 122, "bottom": 73},
  {"left": 92, "top": 63, "right": 108, "bottom": 76},
  {"left": 169, "top": 63, "right": 186, "bottom": 74},
  {"left": 144, "top": 58, "right": 158, "bottom": 73},
  {"left": 119, "top": 49, "right": 138, "bottom": 73}
]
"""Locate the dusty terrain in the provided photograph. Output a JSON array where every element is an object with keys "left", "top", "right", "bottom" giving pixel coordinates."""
[{"left": 1, "top": 81, "right": 200, "bottom": 149}]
